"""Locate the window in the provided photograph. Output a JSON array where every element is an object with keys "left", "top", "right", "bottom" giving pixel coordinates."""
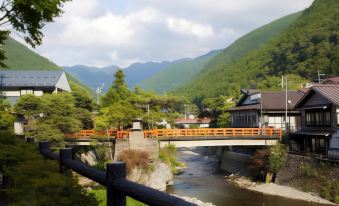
[
  {"left": 232, "top": 112, "right": 258, "bottom": 127},
  {"left": 20, "top": 89, "right": 33, "bottom": 95},
  {"left": 305, "top": 109, "right": 331, "bottom": 127}
]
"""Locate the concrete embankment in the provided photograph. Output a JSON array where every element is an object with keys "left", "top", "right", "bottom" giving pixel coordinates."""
[{"left": 217, "top": 147, "right": 338, "bottom": 205}]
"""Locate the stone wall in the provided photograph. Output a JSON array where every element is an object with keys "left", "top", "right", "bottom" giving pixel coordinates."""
[
  {"left": 276, "top": 154, "right": 339, "bottom": 194},
  {"left": 114, "top": 131, "right": 159, "bottom": 160},
  {"left": 219, "top": 149, "right": 252, "bottom": 176}
]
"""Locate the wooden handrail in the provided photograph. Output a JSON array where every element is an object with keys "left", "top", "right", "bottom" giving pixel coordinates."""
[
  {"left": 67, "top": 128, "right": 283, "bottom": 139},
  {"left": 143, "top": 128, "right": 282, "bottom": 139}
]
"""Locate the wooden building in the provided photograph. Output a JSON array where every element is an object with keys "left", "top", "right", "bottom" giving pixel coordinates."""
[
  {"left": 227, "top": 89, "right": 304, "bottom": 131},
  {"left": 289, "top": 85, "right": 339, "bottom": 158}
]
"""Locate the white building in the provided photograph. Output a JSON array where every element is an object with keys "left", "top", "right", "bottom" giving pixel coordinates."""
[
  {"left": 0, "top": 70, "right": 71, "bottom": 105},
  {"left": 0, "top": 70, "right": 72, "bottom": 134}
]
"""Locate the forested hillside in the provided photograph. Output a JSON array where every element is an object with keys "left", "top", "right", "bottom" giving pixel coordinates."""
[
  {"left": 140, "top": 50, "right": 221, "bottom": 94},
  {"left": 175, "top": 0, "right": 339, "bottom": 101},
  {"left": 64, "top": 65, "right": 119, "bottom": 93},
  {"left": 0, "top": 37, "right": 93, "bottom": 97}
]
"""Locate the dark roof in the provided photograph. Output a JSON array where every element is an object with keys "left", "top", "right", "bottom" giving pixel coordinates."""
[
  {"left": 295, "top": 85, "right": 339, "bottom": 108},
  {"left": 0, "top": 70, "right": 64, "bottom": 87},
  {"left": 261, "top": 91, "right": 304, "bottom": 110},
  {"left": 240, "top": 89, "right": 260, "bottom": 95},
  {"left": 321, "top": 77, "right": 339, "bottom": 85},
  {"left": 227, "top": 104, "right": 260, "bottom": 111},
  {"left": 228, "top": 90, "right": 304, "bottom": 112}
]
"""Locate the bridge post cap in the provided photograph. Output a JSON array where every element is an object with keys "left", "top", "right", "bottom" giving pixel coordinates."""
[{"left": 132, "top": 119, "right": 143, "bottom": 131}]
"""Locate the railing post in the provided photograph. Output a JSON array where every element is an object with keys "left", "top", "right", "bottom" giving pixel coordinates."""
[
  {"left": 106, "top": 162, "right": 126, "bottom": 206},
  {"left": 59, "top": 148, "right": 73, "bottom": 176},
  {"left": 39, "top": 141, "right": 49, "bottom": 154}
]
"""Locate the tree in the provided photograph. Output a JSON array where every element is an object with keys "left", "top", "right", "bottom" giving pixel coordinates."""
[
  {"left": 95, "top": 102, "right": 142, "bottom": 131},
  {"left": 0, "top": 99, "right": 14, "bottom": 130},
  {"left": 14, "top": 93, "right": 86, "bottom": 147},
  {"left": 101, "top": 69, "right": 132, "bottom": 107},
  {"left": 0, "top": 0, "right": 70, "bottom": 66},
  {"left": 14, "top": 94, "right": 43, "bottom": 129},
  {"left": 251, "top": 143, "right": 287, "bottom": 183}
]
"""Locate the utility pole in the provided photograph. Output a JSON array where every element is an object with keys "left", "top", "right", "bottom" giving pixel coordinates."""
[
  {"left": 282, "top": 75, "right": 288, "bottom": 132},
  {"left": 96, "top": 83, "right": 104, "bottom": 104},
  {"left": 318, "top": 69, "right": 325, "bottom": 83},
  {"left": 184, "top": 104, "right": 189, "bottom": 119},
  {"left": 147, "top": 104, "right": 150, "bottom": 130},
  {"left": 260, "top": 90, "right": 263, "bottom": 128}
]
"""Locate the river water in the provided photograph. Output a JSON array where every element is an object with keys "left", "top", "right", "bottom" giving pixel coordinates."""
[{"left": 167, "top": 147, "right": 326, "bottom": 206}]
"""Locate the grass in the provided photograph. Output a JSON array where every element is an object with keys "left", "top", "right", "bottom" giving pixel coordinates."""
[
  {"left": 90, "top": 189, "right": 147, "bottom": 206},
  {"left": 159, "top": 144, "right": 185, "bottom": 174}
]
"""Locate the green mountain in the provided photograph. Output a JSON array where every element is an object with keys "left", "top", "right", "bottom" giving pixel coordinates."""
[
  {"left": 139, "top": 50, "right": 221, "bottom": 94},
  {"left": 0, "top": 37, "right": 93, "bottom": 97},
  {"left": 175, "top": 0, "right": 339, "bottom": 101}
]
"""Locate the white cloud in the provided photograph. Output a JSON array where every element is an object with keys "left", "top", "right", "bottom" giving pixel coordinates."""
[
  {"left": 28, "top": 0, "right": 314, "bottom": 67},
  {"left": 167, "top": 17, "right": 214, "bottom": 38}
]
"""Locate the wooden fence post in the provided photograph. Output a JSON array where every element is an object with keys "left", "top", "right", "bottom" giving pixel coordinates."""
[
  {"left": 106, "top": 162, "right": 126, "bottom": 206},
  {"left": 59, "top": 148, "right": 72, "bottom": 176}
]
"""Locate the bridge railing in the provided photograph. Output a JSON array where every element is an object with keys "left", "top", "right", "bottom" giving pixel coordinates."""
[
  {"left": 39, "top": 141, "right": 195, "bottom": 206},
  {"left": 144, "top": 128, "right": 282, "bottom": 139},
  {"left": 66, "top": 128, "right": 282, "bottom": 139},
  {"left": 65, "top": 129, "right": 119, "bottom": 138}
]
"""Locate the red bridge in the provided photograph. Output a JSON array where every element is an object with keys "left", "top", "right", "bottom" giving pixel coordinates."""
[{"left": 66, "top": 128, "right": 282, "bottom": 147}]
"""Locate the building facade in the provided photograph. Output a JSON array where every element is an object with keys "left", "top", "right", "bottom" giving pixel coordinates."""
[
  {"left": 290, "top": 85, "right": 339, "bottom": 158},
  {"left": 0, "top": 70, "right": 72, "bottom": 134},
  {"left": 0, "top": 70, "right": 71, "bottom": 105},
  {"left": 227, "top": 89, "right": 304, "bottom": 131}
]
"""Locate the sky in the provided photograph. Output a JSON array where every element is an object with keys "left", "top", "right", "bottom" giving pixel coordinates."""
[{"left": 13, "top": 0, "right": 314, "bottom": 68}]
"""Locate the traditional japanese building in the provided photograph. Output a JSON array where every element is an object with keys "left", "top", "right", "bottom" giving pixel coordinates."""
[
  {"left": 290, "top": 85, "right": 339, "bottom": 158},
  {"left": 227, "top": 89, "right": 304, "bottom": 131}
]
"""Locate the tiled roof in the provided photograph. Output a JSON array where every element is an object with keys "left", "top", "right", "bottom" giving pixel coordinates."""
[
  {"left": 261, "top": 91, "right": 304, "bottom": 110},
  {"left": 321, "top": 76, "right": 339, "bottom": 85},
  {"left": 228, "top": 90, "right": 304, "bottom": 112},
  {"left": 312, "top": 85, "right": 339, "bottom": 106},
  {"left": 0, "top": 70, "right": 63, "bottom": 87},
  {"left": 227, "top": 104, "right": 260, "bottom": 111},
  {"left": 175, "top": 118, "right": 211, "bottom": 124}
]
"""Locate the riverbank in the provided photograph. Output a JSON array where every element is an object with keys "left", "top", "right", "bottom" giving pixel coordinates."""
[{"left": 226, "top": 176, "right": 336, "bottom": 205}]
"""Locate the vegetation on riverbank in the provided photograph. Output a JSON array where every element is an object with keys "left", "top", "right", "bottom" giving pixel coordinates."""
[
  {"left": 300, "top": 162, "right": 339, "bottom": 203},
  {"left": 160, "top": 144, "right": 185, "bottom": 174},
  {"left": 250, "top": 143, "right": 287, "bottom": 183},
  {"left": 117, "top": 149, "right": 153, "bottom": 174},
  {"left": 0, "top": 131, "right": 97, "bottom": 206}
]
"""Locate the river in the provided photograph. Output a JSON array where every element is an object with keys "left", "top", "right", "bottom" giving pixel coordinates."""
[{"left": 167, "top": 147, "right": 326, "bottom": 206}]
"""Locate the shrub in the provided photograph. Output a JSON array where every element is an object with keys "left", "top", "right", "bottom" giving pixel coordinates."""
[
  {"left": 159, "top": 144, "right": 185, "bottom": 174},
  {"left": 250, "top": 147, "right": 270, "bottom": 181},
  {"left": 116, "top": 149, "right": 151, "bottom": 174},
  {"left": 250, "top": 143, "right": 287, "bottom": 182},
  {"left": 0, "top": 131, "right": 97, "bottom": 206}
]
